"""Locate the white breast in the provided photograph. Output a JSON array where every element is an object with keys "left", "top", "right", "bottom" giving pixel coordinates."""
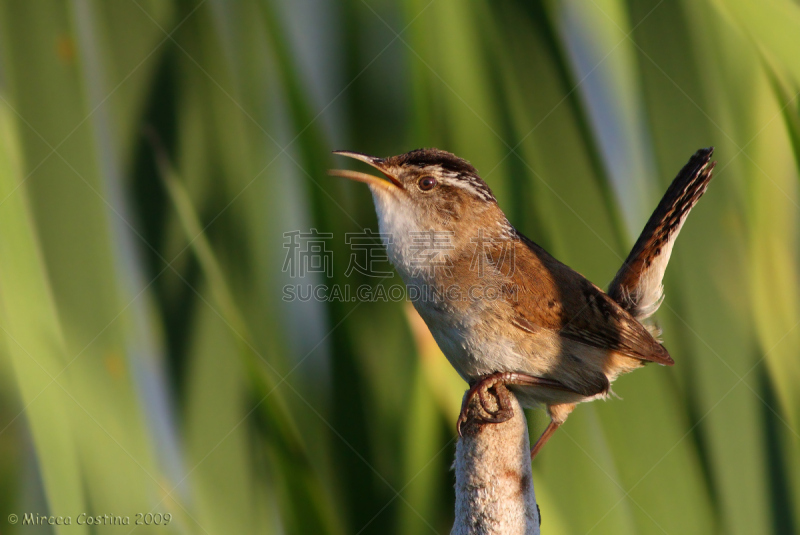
[{"left": 369, "top": 185, "right": 557, "bottom": 385}]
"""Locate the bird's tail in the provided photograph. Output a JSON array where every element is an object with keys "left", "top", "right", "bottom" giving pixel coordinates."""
[{"left": 608, "top": 148, "right": 715, "bottom": 331}]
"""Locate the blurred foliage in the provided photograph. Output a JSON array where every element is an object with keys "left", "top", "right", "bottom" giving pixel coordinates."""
[{"left": 0, "top": 0, "right": 799, "bottom": 534}]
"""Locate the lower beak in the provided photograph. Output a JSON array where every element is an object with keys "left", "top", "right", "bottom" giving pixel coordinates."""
[{"left": 329, "top": 151, "right": 403, "bottom": 190}]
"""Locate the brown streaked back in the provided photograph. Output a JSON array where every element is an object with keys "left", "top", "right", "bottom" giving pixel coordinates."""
[{"left": 508, "top": 232, "right": 674, "bottom": 367}]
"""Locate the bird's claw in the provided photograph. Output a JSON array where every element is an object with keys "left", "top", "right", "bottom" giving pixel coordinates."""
[{"left": 456, "top": 375, "right": 515, "bottom": 436}]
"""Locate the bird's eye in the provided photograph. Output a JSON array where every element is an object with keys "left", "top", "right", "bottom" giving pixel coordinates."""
[{"left": 418, "top": 176, "right": 437, "bottom": 191}]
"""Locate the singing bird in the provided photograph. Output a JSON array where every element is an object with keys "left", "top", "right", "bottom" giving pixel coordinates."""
[{"left": 330, "top": 147, "right": 715, "bottom": 458}]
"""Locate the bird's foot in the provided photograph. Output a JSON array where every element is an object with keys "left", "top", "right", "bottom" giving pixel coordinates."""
[
  {"left": 456, "top": 372, "right": 577, "bottom": 437},
  {"left": 477, "top": 383, "right": 514, "bottom": 423},
  {"left": 456, "top": 373, "right": 515, "bottom": 437}
]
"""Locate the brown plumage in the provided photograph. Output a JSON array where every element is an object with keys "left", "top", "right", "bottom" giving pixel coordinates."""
[
  {"left": 506, "top": 232, "right": 672, "bottom": 397},
  {"left": 330, "top": 147, "right": 715, "bottom": 459}
]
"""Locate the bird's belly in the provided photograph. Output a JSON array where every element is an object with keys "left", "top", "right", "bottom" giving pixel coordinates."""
[
  {"left": 415, "top": 298, "right": 555, "bottom": 381},
  {"left": 413, "top": 295, "right": 599, "bottom": 409},
  {"left": 431, "top": 324, "right": 587, "bottom": 408}
]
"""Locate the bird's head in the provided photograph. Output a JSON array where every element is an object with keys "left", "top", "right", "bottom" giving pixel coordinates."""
[{"left": 330, "top": 148, "right": 502, "bottom": 236}]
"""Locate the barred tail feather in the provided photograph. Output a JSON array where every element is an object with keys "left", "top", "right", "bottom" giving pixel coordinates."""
[{"left": 609, "top": 148, "right": 715, "bottom": 327}]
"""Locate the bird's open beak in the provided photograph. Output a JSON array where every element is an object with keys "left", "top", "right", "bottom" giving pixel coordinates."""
[{"left": 329, "top": 151, "right": 403, "bottom": 190}]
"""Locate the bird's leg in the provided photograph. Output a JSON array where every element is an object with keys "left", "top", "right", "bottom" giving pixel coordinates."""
[
  {"left": 530, "top": 402, "right": 576, "bottom": 460},
  {"left": 456, "top": 372, "right": 573, "bottom": 437},
  {"left": 530, "top": 420, "right": 560, "bottom": 460}
]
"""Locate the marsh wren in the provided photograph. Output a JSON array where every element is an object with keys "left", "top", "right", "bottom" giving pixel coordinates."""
[{"left": 330, "top": 147, "right": 714, "bottom": 459}]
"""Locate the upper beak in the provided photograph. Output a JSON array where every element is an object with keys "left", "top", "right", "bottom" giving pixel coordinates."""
[{"left": 329, "top": 151, "right": 403, "bottom": 190}]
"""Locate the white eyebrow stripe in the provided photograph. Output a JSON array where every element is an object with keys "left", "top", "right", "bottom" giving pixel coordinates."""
[{"left": 438, "top": 172, "right": 496, "bottom": 202}]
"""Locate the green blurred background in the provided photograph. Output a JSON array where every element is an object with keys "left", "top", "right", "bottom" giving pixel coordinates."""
[{"left": 0, "top": 0, "right": 799, "bottom": 533}]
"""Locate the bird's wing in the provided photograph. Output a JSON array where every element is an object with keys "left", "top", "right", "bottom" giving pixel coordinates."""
[
  {"left": 608, "top": 148, "right": 715, "bottom": 323},
  {"left": 507, "top": 233, "right": 673, "bottom": 368}
]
